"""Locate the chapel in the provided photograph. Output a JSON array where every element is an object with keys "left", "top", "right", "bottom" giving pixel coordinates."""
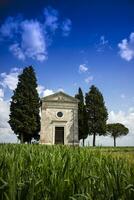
[{"left": 40, "top": 91, "right": 79, "bottom": 145}]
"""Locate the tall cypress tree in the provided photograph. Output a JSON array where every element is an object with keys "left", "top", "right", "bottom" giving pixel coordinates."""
[
  {"left": 75, "top": 87, "right": 88, "bottom": 146},
  {"left": 85, "top": 85, "right": 108, "bottom": 146},
  {"left": 9, "top": 66, "right": 40, "bottom": 143}
]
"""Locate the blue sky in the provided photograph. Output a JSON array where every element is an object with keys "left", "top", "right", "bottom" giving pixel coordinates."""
[{"left": 0, "top": 0, "right": 134, "bottom": 145}]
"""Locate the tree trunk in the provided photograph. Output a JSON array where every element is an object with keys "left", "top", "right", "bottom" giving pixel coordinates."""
[
  {"left": 82, "top": 138, "right": 85, "bottom": 147},
  {"left": 21, "top": 133, "right": 24, "bottom": 143},
  {"left": 114, "top": 136, "right": 116, "bottom": 147},
  {"left": 93, "top": 133, "right": 96, "bottom": 146},
  {"left": 27, "top": 139, "right": 31, "bottom": 144}
]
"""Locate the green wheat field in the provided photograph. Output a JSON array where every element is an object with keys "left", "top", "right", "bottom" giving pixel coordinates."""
[{"left": 0, "top": 145, "right": 134, "bottom": 200}]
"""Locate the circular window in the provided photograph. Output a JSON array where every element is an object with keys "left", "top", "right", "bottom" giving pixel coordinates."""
[{"left": 57, "top": 112, "right": 63, "bottom": 118}]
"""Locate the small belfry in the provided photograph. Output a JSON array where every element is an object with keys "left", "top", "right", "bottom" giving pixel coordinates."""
[{"left": 40, "top": 91, "right": 79, "bottom": 145}]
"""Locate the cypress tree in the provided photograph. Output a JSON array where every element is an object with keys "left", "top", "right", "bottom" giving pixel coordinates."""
[
  {"left": 9, "top": 66, "right": 40, "bottom": 143},
  {"left": 75, "top": 87, "right": 88, "bottom": 146},
  {"left": 85, "top": 85, "right": 108, "bottom": 146}
]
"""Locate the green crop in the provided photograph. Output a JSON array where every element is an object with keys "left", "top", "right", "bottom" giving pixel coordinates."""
[{"left": 0, "top": 145, "right": 134, "bottom": 200}]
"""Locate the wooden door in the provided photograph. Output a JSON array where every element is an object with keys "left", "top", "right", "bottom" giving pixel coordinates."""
[{"left": 55, "top": 127, "right": 64, "bottom": 144}]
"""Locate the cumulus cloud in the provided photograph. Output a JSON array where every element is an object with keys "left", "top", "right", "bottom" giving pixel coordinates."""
[
  {"left": 0, "top": 7, "right": 72, "bottom": 61},
  {"left": 44, "top": 7, "right": 59, "bottom": 31},
  {"left": 0, "top": 68, "right": 21, "bottom": 90},
  {"left": 0, "top": 132, "right": 18, "bottom": 143},
  {"left": 61, "top": 19, "right": 72, "bottom": 36},
  {"left": 43, "top": 89, "right": 54, "bottom": 97},
  {"left": 108, "top": 110, "right": 134, "bottom": 134},
  {"left": 9, "top": 20, "right": 47, "bottom": 61},
  {"left": 79, "top": 64, "right": 88, "bottom": 73},
  {"left": 118, "top": 32, "right": 134, "bottom": 61},
  {"left": 9, "top": 43, "right": 25, "bottom": 60},
  {"left": 37, "top": 84, "right": 64, "bottom": 97},
  {"left": 0, "top": 88, "right": 4, "bottom": 101},
  {"left": 0, "top": 16, "right": 20, "bottom": 39},
  {"left": 85, "top": 76, "right": 94, "bottom": 84},
  {"left": 84, "top": 109, "right": 134, "bottom": 146},
  {"left": 37, "top": 86, "right": 54, "bottom": 97},
  {"left": 37, "top": 85, "right": 45, "bottom": 96},
  {"left": 0, "top": 17, "right": 47, "bottom": 61},
  {"left": 0, "top": 15, "right": 48, "bottom": 61},
  {"left": 21, "top": 20, "right": 47, "bottom": 61},
  {"left": 0, "top": 100, "right": 17, "bottom": 143},
  {"left": 57, "top": 88, "right": 64, "bottom": 92},
  {"left": 0, "top": 100, "right": 10, "bottom": 129},
  {"left": 107, "top": 109, "right": 134, "bottom": 146}
]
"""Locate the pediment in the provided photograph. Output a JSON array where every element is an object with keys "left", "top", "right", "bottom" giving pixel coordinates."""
[{"left": 42, "top": 92, "right": 78, "bottom": 103}]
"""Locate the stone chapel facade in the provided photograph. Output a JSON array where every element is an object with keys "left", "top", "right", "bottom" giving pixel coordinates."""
[{"left": 40, "top": 92, "right": 79, "bottom": 145}]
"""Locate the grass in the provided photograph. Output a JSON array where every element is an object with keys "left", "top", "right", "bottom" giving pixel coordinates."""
[{"left": 0, "top": 144, "right": 134, "bottom": 200}]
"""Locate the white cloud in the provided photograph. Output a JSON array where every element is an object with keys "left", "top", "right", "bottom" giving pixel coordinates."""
[
  {"left": 107, "top": 109, "right": 134, "bottom": 146},
  {"left": 37, "top": 85, "right": 54, "bottom": 97},
  {"left": 108, "top": 110, "right": 134, "bottom": 133},
  {"left": 85, "top": 76, "right": 94, "bottom": 84},
  {"left": 21, "top": 20, "right": 47, "bottom": 61},
  {"left": 9, "top": 43, "right": 25, "bottom": 60},
  {"left": 129, "top": 107, "right": 134, "bottom": 113},
  {"left": 84, "top": 134, "right": 134, "bottom": 147},
  {"left": 0, "top": 100, "right": 18, "bottom": 143},
  {"left": 0, "top": 68, "right": 21, "bottom": 90},
  {"left": 44, "top": 7, "right": 59, "bottom": 31},
  {"left": 0, "top": 16, "right": 20, "bottom": 39},
  {"left": 100, "top": 35, "right": 108, "bottom": 45},
  {"left": 0, "top": 100, "right": 10, "bottom": 129},
  {"left": 43, "top": 89, "right": 54, "bottom": 97},
  {"left": 0, "top": 88, "right": 4, "bottom": 101},
  {"left": 57, "top": 88, "right": 64, "bottom": 92},
  {"left": 84, "top": 109, "right": 134, "bottom": 146},
  {"left": 37, "top": 85, "right": 45, "bottom": 96},
  {"left": 118, "top": 32, "right": 134, "bottom": 61},
  {"left": 11, "top": 67, "right": 22, "bottom": 73},
  {"left": 9, "top": 20, "right": 47, "bottom": 62},
  {"left": 96, "top": 35, "right": 111, "bottom": 52},
  {"left": 79, "top": 64, "right": 88, "bottom": 73},
  {"left": 0, "top": 132, "right": 18, "bottom": 143},
  {"left": 0, "top": 8, "right": 72, "bottom": 61},
  {"left": 79, "top": 64, "right": 94, "bottom": 84},
  {"left": 61, "top": 19, "right": 72, "bottom": 36},
  {"left": 0, "top": 17, "right": 47, "bottom": 61},
  {"left": 37, "top": 85, "right": 64, "bottom": 97},
  {"left": 0, "top": 96, "right": 19, "bottom": 143}
]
